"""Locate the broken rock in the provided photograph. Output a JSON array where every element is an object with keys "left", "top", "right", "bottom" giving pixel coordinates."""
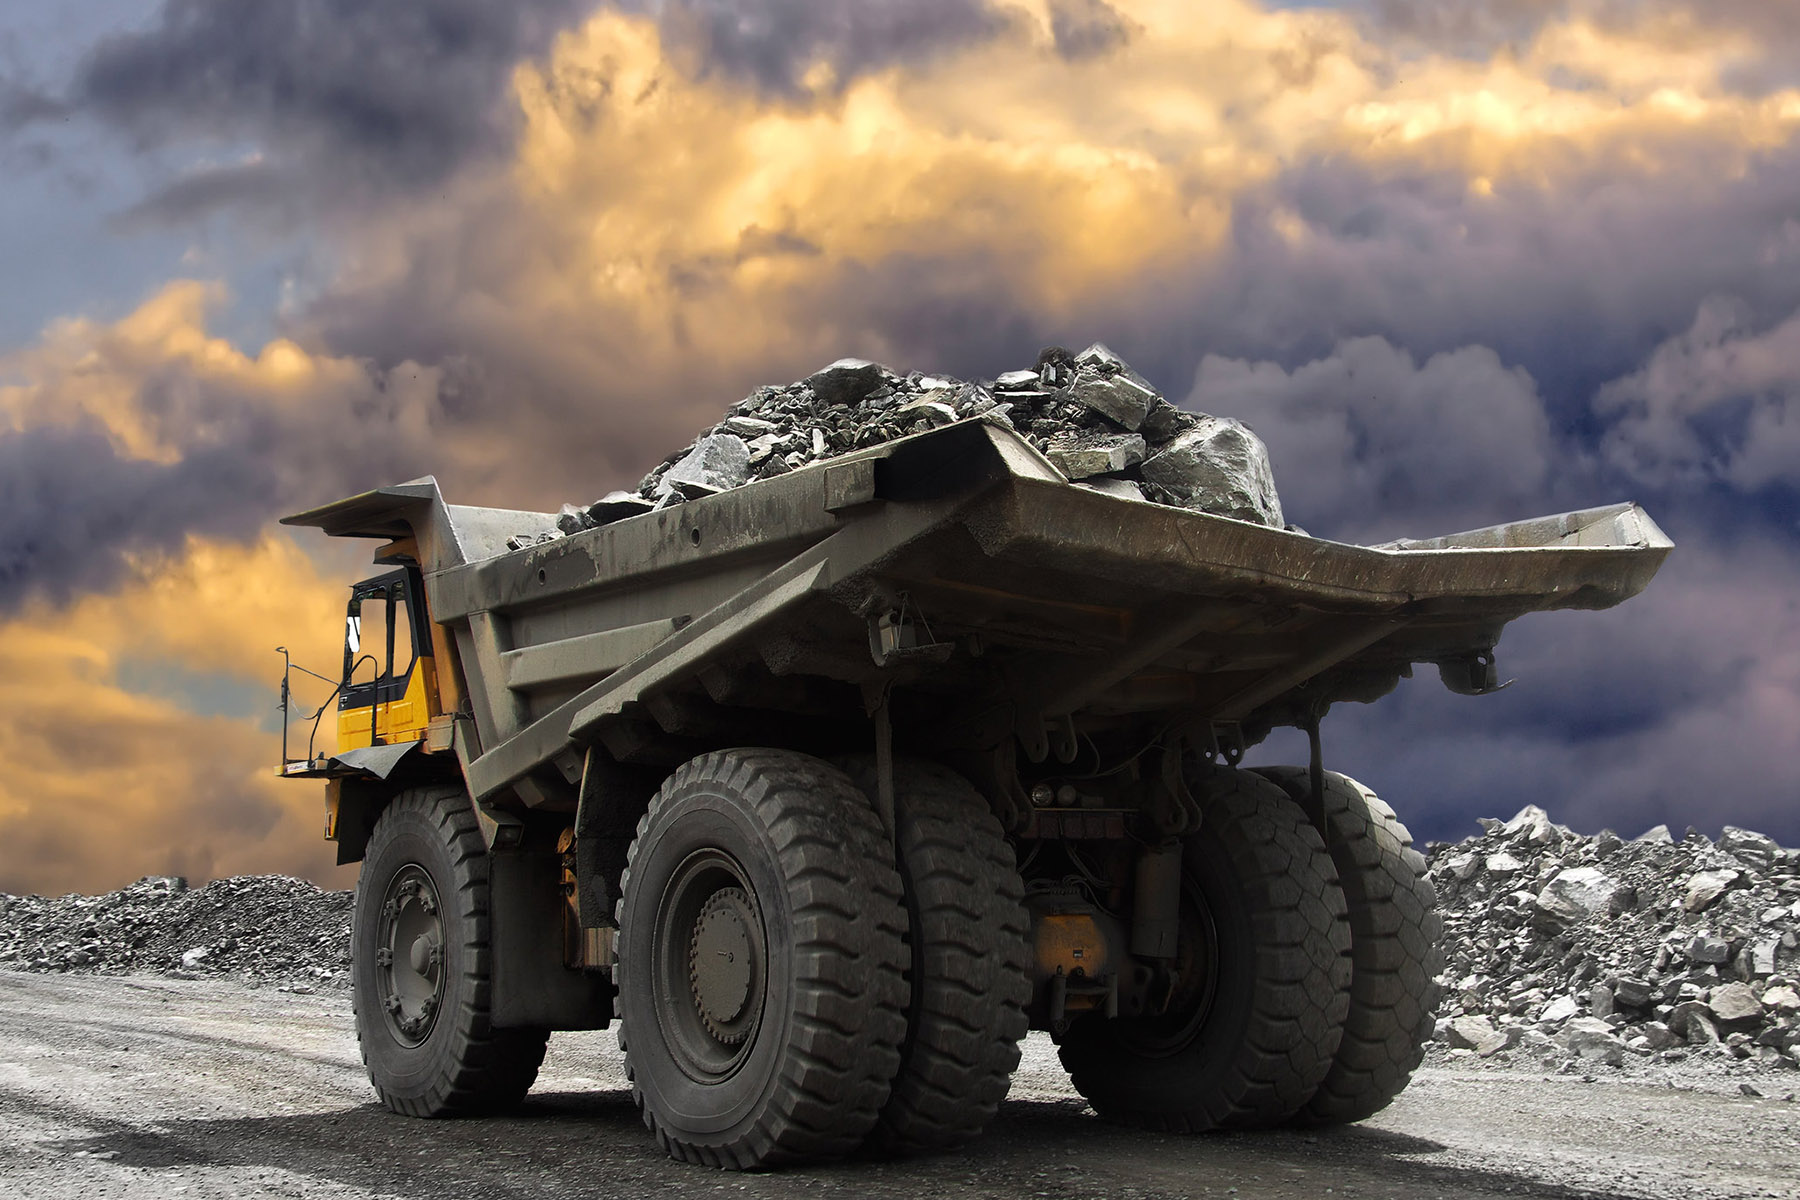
[
  {"left": 1048, "top": 433, "right": 1147, "bottom": 480},
  {"left": 1535, "top": 867, "right": 1617, "bottom": 925},
  {"left": 1067, "top": 368, "right": 1157, "bottom": 430},
  {"left": 1444, "top": 1015, "right": 1508, "bottom": 1056},
  {"left": 659, "top": 434, "right": 752, "bottom": 498},
  {"left": 1561, "top": 1017, "right": 1626, "bottom": 1066},
  {"left": 1538, "top": 995, "right": 1580, "bottom": 1025},
  {"left": 1140, "top": 417, "right": 1284, "bottom": 527},
  {"left": 585, "top": 490, "right": 657, "bottom": 525},
  {"left": 1720, "top": 826, "right": 1779, "bottom": 869},
  {"left": 1504, "top": 805, "right": 1563, "bottom": 845},
  {"left": 1485, "top": 852, "right": 1524, "bottom": 875},
  {"left": 1685, "top": 934, "right": 1732, "bottom": 964},
  {"left": 1762, "top": 985, "right": 1800, "bottom": 1013},
  {"left": 1075, "top": 477, "right": 1146, "bottom": 502},
  {"left": 806, "top": 358, "right": 890, "bottom": 406},
  {"left": 1684, "top": 869, "right": 1741, "bottom": 912},
  {"left": 1612, "top": 976, "right": 1654, "bottom": 1009},
  {"left": 1710, "top": 982, "right": 1765, "bottom": 1028}
]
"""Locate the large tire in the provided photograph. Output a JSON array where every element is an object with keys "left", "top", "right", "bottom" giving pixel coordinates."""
[
  {"left": 352, "top": 786, "right": 549, "bottom": 1116},
  {"left": 616, "top": 749, "right": 909, "bottom": 1168},
  {"left": 1058, "top": 767, "right": 1350, "bottom": 1131},
  {"left": 1253, "top": 766, "right": 1443, "bottom": 1124},
  {"left": 844, "top": 759, "right": 1032, "bottom": 1155}
]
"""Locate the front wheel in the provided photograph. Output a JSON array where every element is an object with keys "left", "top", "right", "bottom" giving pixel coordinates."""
[
  {"left": 351, "top": 787, "right": 549, "bottom": 1116},
  {"left": 1058, "top": 767, "right": 1351, "bottom": 1131},
  {"left": 616, "top": 749, "right": 909, "bottom": 1168}
]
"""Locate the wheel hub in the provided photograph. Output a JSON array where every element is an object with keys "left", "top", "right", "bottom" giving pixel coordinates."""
[
  {"left": 652, "top": 849, "right": 769, "bottom": 1078},
  {"left": 375, "top": 865, "right": 446, "bottom": 1047},
  {"left": 688, "top": 887, "right": 756, "bottom": 1044}
]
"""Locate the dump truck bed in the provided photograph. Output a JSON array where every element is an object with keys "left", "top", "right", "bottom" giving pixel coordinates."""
[{"left": 286, "top": 418, "right": 1671, "bottom": 810}]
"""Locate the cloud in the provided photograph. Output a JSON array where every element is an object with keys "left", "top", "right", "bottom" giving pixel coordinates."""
[
  {"left": 6, "top": 0, "right": 1800, "bottom": 890},
  {"left": 0, "top": 533, "right": 356, "bottom": 895},
  {"left": 1597, "top": 296, "right": 1800, "bottom": 490},
  {"left": 0, "top": 281, "right": 449, "bottom": 613},
  {"left": 1047, "top": 0, "right": 1140, "bottom": 61},
  {"left": 0, "top": 77, "right": 65, "bottom": 127},
  {"left": 10, "top": 0, "right": 589, "bottom": 220},
  {"left": 645, "top": 0, "right": 1024, "bottom": 95},
  {"left": 1186, "top": 336, "right": 1561, "bottom": 541}
]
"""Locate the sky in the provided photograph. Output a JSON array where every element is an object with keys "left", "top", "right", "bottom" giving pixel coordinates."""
[{"left": 2, "top": 0, "right": 1798, "bottom": 895}]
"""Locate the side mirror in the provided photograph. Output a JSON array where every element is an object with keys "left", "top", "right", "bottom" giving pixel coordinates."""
[{"left": 345, "top": 611, "right": 362, "bottom": 655}]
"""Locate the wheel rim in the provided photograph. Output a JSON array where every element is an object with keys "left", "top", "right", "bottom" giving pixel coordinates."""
[
  {"left": 1113, "top": 878, "right": 1221, "bottom": 1056},
  {"left": 653, "top": 848, "right": 769, "bottom": 1080},
  {"left": 375, "top": 864, "right": 446, "bottom": 1047}
]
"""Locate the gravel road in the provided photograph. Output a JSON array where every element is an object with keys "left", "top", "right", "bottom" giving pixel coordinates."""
[{"left": 1, "top": 972, "right": 1794, "bottom": 1200}]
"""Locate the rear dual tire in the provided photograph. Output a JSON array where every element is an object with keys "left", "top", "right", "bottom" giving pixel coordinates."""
[
  {"left": 1253, "top": 766, "right": 1443, "bottom": 1124},
  {"left": 845, "top": 759, "right": 1032, "bottom": 1155},
  {"left": 1058, "top": 767, "right": 1353, "bottom": 1130}
]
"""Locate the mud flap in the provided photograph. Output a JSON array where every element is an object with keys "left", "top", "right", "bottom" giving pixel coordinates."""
[{"left": 489, "top": 849, "right": 615, "bottom": 1029}]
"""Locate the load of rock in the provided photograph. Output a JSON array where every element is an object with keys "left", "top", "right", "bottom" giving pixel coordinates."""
[
  {"left": 543, "top": 345, "right": 1285, "bottom": 540},
  {"left": 1424, "top": 808, "right": 1800, "bottom": 1080},
  {"left": 0, "top": 874, "right": 350, "bottom": 991}
]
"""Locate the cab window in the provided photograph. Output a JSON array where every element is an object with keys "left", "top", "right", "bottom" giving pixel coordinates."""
[{"left": 341, "top": 576, "right": 417, "bottom": 708}]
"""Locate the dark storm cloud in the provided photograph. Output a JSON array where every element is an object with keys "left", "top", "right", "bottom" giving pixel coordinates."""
[
  {"left": 0, "top": 424, "right": 258, "bottom": 610},
  {"left": 1186, "top": 336, "right": 1564, "bottom": 542},
  {"left": 1598, "top": 297, "right": 1800, "bottom": 491},
  {"left": 1363, "top": 0, "right": 1569, "bottom": 55},
  {"left": 1155, "top": 148, "right": 1800, "bottom": 417},
  {"left": 1047, "top": 0, "right": 1139, "bottom": 61},
  {"left": 0, "top": 353, "right": 447, "bottom": 614},
  {"left": 1366, "top": 0, "right": 1800, "bottom": 89},
  {"left": 17, "top": 0, "right": 590, "bottom": 218},
  {"left": 0, "top": 77, "right": 66, "bottom": 127},
  {"left": 642, "top": 0, "right": 1023, "bottom": 94}
]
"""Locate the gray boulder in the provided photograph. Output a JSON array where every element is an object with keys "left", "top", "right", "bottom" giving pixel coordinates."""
[
  {"left": 659, "top": 434, "right": 751, "bottom": 497},
  {"left": 1683, "top": 869, "right": 1740, "bottom": 912},
  {"left": 1048, "top": 433, "right": 1147, "bottom": 480},
  {"left": 1067, "top": 368, "right": 1157, "bottom": 430},
  {"left": 1444, "top": 1015, "right": 1508, "bottom": 1056},
  {"left": 806, "top": 358, "right": 889, "bottom": 406},
  {"left": 1719, "top": 826, "right": 1779, "bottom": 868},
  {"left": 1684, "top": 934, "right": 1732, "bottom": 964},
  {"left": 1140, "top": 416, "right": 1284, "bottom": 527},
  {"left": 1709, "top": 982, "right": 1764, "bottom": 1028},
  {"left": 1535, "top": 867, "right": 1617, "bottom": 925},
  {"left": 1561, "top": 1016, "right": 1626, "bottom": 1066}
]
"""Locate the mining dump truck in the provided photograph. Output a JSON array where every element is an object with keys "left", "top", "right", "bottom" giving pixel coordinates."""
[{"left": 277, "top": 417, "right": 1670, "bottom": 1168}]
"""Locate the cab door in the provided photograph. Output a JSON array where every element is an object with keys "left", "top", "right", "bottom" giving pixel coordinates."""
[{"left": 337, "top": 568, "right": 434, "bottom": 749}]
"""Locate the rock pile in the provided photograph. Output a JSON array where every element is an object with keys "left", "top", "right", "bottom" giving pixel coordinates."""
[
  {"left": 8, "top": 807, "right": 1794, "bottom": 1087},
  {"left": 1425, "top": 808, "right": 1800, "bottom": 1077},
  {"left": 0, "top": 874, "right": 350, "bottom": 991},
  {"left": 550, "top": 345, "right": 1285, "bottom": 537}
]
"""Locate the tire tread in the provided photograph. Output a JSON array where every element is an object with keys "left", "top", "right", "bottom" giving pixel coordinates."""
[{"left": 1253, "top": 766, "right": 1443, "bottom": 1125}]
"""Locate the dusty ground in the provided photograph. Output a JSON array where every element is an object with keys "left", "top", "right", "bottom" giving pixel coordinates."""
[{"left": 0, "top": 972, "right": 1794, "bottom": 1200}]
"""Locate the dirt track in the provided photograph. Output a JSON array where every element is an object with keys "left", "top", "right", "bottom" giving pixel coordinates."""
[{"left": 0, "top": 972, "right": 1794, "bottom": 1200}]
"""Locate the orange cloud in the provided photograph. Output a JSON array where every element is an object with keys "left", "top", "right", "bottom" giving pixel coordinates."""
[
  {"left": 490, "top": 1, "right": 1800, "bottom": 337},
  {"left": 0, "top": 532, "right": 359, "bottom": 896}
]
